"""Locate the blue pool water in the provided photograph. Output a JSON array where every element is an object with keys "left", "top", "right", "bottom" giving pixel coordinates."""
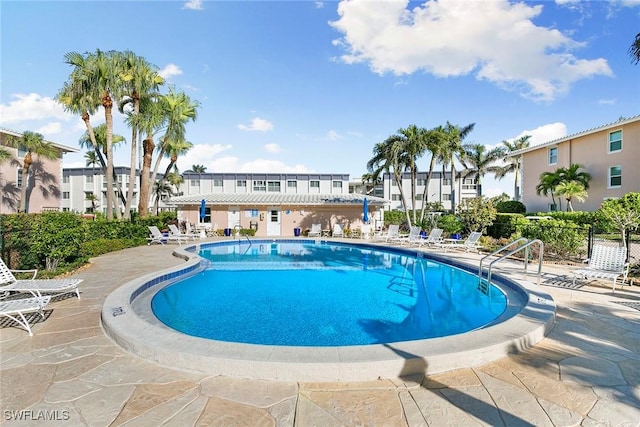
[{"left": 151, "top": 241, "right": 507, "bottom": 346}]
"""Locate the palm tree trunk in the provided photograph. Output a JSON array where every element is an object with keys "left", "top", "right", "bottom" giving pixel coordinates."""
[
  {"left": 103, "top": 92, "right": 115, "bottom": 220},
  {"left": 19, "top": 165, "right": 29, "bottom": 213},
  {"left": 124, "top": 97, "right": 140, "bottom": 220},
  {"left": 138, "top": 136, "right": 155, "bottom": 216},
  {"left": 450, "top": 164, "right": 457, "bottom": 212},
  {"left": 419, "top": 157, "right": 437, "bottom": 223}
]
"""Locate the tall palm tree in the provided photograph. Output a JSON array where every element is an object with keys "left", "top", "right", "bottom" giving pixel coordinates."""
[
  {"left": 460, "top": 143, "right": 504, "bottom": 197},
  {"left": 85, "top": 192, "right": 99, "bottom": 213},
  {"left": 152, "top": 180, "right": 174, "bottom": 215},
  {"left": 557, "top": 164, "right": 591, "bottom": 190},
  {"left": 367, "top": 137, "right": 412, "bottom": 227},
  {"left": 160, "top": 138, "right": 193, "bottom": 189},
  {"left": 437, "top": 121, "right": 475, "bottom": 212},
  {"left": 165, "top": 167, "right": 184, "bottom": 195},
  {"left": 418, "top": 126, "right": 446, "bottom": 223},
  {"left": 556, "top": 181, "right": 588, "bottom": 212},
  {"left": 495, "top": 135, "right": 531, "bottom": 201},
  {"left": 118, "top": 51, "right": 164, "bottom": 219},
  {"left": 59, "top": 49, "right": 125, "bottom": 219},
  {"left": 536, "top": 170, "right": 563, "bottom": 211},
  {"left": 0, "top": 147, "right": 12, "bottom": 164},
  {"left": 630, "top": 32, "right": 640, "bottom": 65},
  {"left": 147, "top": 88, "right": 200, "bottom": 213},
  {"left": 3, "top": 131, "right": 58, "bottom": 212},
  {"left": 190, "top": 164, "right": 207, "bottom": 173}
]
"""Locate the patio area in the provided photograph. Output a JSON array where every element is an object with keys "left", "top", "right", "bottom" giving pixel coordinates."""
[{"left": 1, "top": 240, "right": 639, "bottom": 426}]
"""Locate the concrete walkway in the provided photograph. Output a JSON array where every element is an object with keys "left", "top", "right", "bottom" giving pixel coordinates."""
[{"left": 1, "top": 240, "right": 639, "bottom": 426}]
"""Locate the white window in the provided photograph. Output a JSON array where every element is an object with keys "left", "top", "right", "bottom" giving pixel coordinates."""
[
  {"left": 332, "top": 181, "right": 342, "bottom": 189},
  {"left": 310, "top": 180, "right": 320, "bottom": 188},
  {"left": 17, "top": 146, "right": 27, "bottom": 158},
  {"left": 442, "top": 178, "right": 451, "bottom": 186},
  {"left": 213, "top": 179, "right": 223, "bottom": 187},
  {"left": 548, "top": 147, "right": 558, "bottom": 165},
  {"left": 16, "top": 169, "right": 23, "bottom": 188},
  {"left": 417, "top": 179, "right": 426, "bottom": 186},
  {"left": 609, "top": 130, "right": 622, "bottom": 153},
  {"left": 63, "top": 192, "right": 70, "bottom": 199},
  {"left": 609, "top": 166, "right": 622, "bottom": 188},
  {"left": 391, "top": 194, "right": 402, "bottom": 201},
  {"left": 253, "top": 180, "right": 266, "bottom": 191},
  {"left": 442, "top": 194, "right": 451, "bottom": 201},
  {"left": 237, "top": 180, "right": 246, "bottom": 187},
  {"left": 267, "top": 181, "right": 281, "bottom": 192},
  {"left": 190, "top": 179, "right": 200, "bottom": 187},
  {"left": 85, "top": 175, "right": 93, "bottom": 183},
  {"left": 287, "top": 180, "right": 297, "bottom": 188},
  {"left": 63, "top": 175, "right": 70, "bottom": 183}
]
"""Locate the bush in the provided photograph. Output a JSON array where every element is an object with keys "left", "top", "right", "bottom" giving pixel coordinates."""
[
  {"left": 521, "top": 219, "right": 588, "bottom": 259},
  {"left": 534, "top": 211, "right": 595, "bottom": 226},
  {"left": 80, "top": 238, "right": 145, "bottom": 258},
  {"left": 496, "top": 200, "right": 526, "bottom": 214},
  {"left": 456, "top": 197, "right": 497, "bottom": 234},
  {"left": 487, "top": 213, "right": 526, "bottom": 239},
  {"left": 437, "top": 214, "right": 463, "bottom": 235}
]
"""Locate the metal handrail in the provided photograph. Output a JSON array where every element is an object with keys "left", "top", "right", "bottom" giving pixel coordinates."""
[
  {"left": 478, "top": 237, "right": 528, "bottom": 279},
  {"left": 481, "top": 239, "right": 544, "bottom": 289}
]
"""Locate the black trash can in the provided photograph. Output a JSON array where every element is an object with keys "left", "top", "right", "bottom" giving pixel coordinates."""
[
  {"left": 224, "top": 228, "right": 232, "bottom": 236},
  {"left": 294, "top": 227, "right": 301, "bottom": 237}
]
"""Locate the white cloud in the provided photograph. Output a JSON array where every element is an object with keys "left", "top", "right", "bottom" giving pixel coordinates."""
[
  {"left": 327, "top": 130, "right": 341, "bottom": 140},
  {"left": 183, "top": 0, "right": 203, "bottom": 10},
  {"left": 264, "top": 143, "right": 281, "bottom": 153},
  {"left": 330, "top": 0, "right": 612, "bottom": 102},
  {"left": 36, "top": 122, "right": 63, "bottom": 135},
  {"left": 315, "top": 1, "right": 325, "bottom": 8},
  {"left": 0, "top": 93, "right": 73, "bottom": 125},
  {"left": 511, "top": 122, "right": 568, "bottom": 146},
  {"left": 598, "top": 98, "right": 616, "bottom": 105},
  {"left": 176, "top": 143, "right": 232, "bottom": 171},
  {"left": 158, "top": 64, "right": 183, "bottom": 80},
  {"left": 237, "top": 117, "right": 274, "bottom": 132},
  {"left": 239, "top": 159, "right": 312, "bottom": 173}
]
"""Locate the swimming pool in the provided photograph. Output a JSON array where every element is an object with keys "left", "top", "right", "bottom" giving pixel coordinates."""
[
  {"left": 102, "top": 239, "right": 556, "bottom": 381},
  {"left": 151, "top": 242, "right": 507, "bottom": 346}
]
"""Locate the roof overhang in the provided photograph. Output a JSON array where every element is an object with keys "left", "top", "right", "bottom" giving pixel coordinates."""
[
  {"left": 1, "top": 128, "right": 79, "bottom": 153},
  {"left": 167, "top": 193, "right": 390, "bottom": 207}
]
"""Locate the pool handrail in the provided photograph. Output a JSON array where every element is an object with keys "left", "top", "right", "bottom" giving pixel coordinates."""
[{"left": 479, "top": 239, "right": 544, "bottom": 292}]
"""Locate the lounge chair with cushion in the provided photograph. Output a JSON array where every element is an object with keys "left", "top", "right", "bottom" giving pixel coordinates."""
[
  {"left": 435, "top": 231, "right": 483, "bottom": 253},
  {"left": 0, "top": 295, "right": 51, "bottom": 335},
  {"left": 0, "top": 259, "right": 83, "bottom": 299},
  {"left": 308, "top": 223, "right": 322, "bottom": 237},
  {"left": 168, "top": 224, "right": 199, "bottom": 241},
  {"left": 417, "top": 228, "right": 444, "bottom": 247},
  {"left": 572, "top": 244, "right": 630, "bottom": 292},
  {"left": 147, "top": 226, "right": 189, "bottom": 245}
]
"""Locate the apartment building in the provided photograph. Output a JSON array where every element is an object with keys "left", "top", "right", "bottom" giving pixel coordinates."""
[
  {"left": 512, "top": 115, "right": 640, "bottom": 212},
  {"left": 0, "top": 128, "right": 78, "bottom": 214},
  {"left": 168, "top": 172, "right": 389, "bottom": 237},
  {"left": 61, "top": 167, "right": 167, "bottom": 214}
]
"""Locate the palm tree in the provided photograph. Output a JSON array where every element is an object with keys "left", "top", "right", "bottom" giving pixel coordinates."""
[
  {"left": 495, "top": 135, "right": 531, "bottom": 201},
  {"left": 0, "top": 147, "right": 12, "bottom": 165},
  {"left": 630, "top": 32, "right": 640, "bottom": 65},
  {"left": 59, "top": 49, "right": 125, "bottom": 219},
  {"left": 85, "top": 192, "right": 99, "bottom": 213},
  {"left": 536, "top": 170, "right": 563, "bottom": 211},
  {"left": 418, "top": 127, "right": 447, "bottom": 223},
  {"left": 437, "top": 122, "right": 475, "bottom": 212},
  {"left": 557, "top": 164, "right": 591, "bottom": 190},
  {"left": 556, "top": 181, "right": 588, "bottom": 211},
  {"left": 160, "top": 138, "right": 193, "bottom": 189},
  {"left": 367, "top": 136, "right": 412, "bottom": 227},
  {"left": 152, "top": 180, "right": 174, "bottom": 215},
  {"left": 118, "top": 51, "right": 164, "bottom": 219},
  {"left": 3, "top": 131, "right": 58, "bottom": 212},
  {"left": 147, "top": 88, "right": 200, "bottom": 213},
  {"left": 190, "top": 164, "right": 207, "bottom": 173},
  {"left": 459, "top": 143, "right": 504, "bottom": 197},
  {"left": 165, "top": 167, "right": 184, "bottom": 195}
]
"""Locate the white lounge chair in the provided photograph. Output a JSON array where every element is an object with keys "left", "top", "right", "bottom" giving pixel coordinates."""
[
  {"left": 572, "top": 244, "right": 630, "bottom": 292},
  {"left": 374, "top": 224, "right": 400, "bottom": 242},
  {"left": 168, "top": 224, "right": 199, "bottom": 241},
  {"left": 436, "top": 231, "right": 483, "bottom": 252},
  {"left": 308, "top": 223, "right": 322, "bottom": 237},
  {"left": 391, "top": 226, "right": 422, "bottom": 245},
  {"left": 0, "top": 259, "right": 83, "bottom": 299},
  {"left": 0, "top": 295, "right": 51, "bottom": 336},
  {"left": 417, "top": 228, "right": 444, "bottom": 247},
  {"left": 332, "top": 223, "right": 344, "bottom": 238},
  {"left": 186, "top": 222, "right": 206, "bottom": 239},
  {"left": 147, "top": 226, "right": 188, "bottom": 245}
]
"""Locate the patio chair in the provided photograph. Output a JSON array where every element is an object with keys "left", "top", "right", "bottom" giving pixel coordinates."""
[
  {"left": 186, "top": 222, "right": 206, "bottom": 239},
  {"left": 391, "top": 226, "right": 422, "bottom": 245},
  {"left": 332, "top": 223, "right": 344, "bottom": 238},
  {"left": 435, "top": 231, "right": 483, "bottom": 253},
  {"left": 0, "top": 295, "right": 51, "bottom": 336},
  {"left": 0, "top": 259, "right": 83, "bottom": 299},
  {"left": 572, "top": 244, "right": 630, "bottom": 292},
  {"left": 308, "top": 223, "right": 322, "bottom": 237},
  {"left": 147, "top": 226, "right": 188, "bottom": 245},
  {"left": 374, "top": 224, "right": 400, "bottom": 242},
  {"left": 168, "top": 224, "right": 199, "bottom": 241},
  {"left": 417, "top": 228, "right": 444, "bottom": 247}
]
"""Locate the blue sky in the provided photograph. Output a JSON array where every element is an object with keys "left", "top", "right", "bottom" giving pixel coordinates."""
[{"left": 1, "top": 0, "right": 638, "bottom": 198}]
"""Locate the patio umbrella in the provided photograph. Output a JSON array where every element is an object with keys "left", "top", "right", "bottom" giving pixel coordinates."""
[
  {"left": 363, "top": 197, "right": 369, "bottom": 223},
  {"left": 199, "top": 199, "right": 206, "bottom": 221}
]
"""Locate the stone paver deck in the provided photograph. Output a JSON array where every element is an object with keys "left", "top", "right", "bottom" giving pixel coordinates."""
[{"left": 1, "top": 239, "right": 639, "bottom": 426}]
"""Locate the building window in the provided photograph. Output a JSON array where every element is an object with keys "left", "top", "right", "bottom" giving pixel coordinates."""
[
  {"left": 548, "top": 147, "right": 558, "bottom": 165},
  {"left": 549, "top": 203, "right": 558, "bottom": 212},
  {"left": 415, "top": 194, "right": 423, "bottom": 201},
  {"left": 213, "top": 179, "right": 223, "bottom": 187},
  {"left": 609, "top": 130, "right": 622, "bottom": 153},
  {"left": 63, "top": 175, "right": 70, "bottom": 183},
  {"left": 310, "top": 180, "right": 320, "bottom": 188},
  {"left": 85, "top": 175, "right": 93, "bottom": 183},
  {"left": 253, "top": 180, "right": 266, "bottom": 191},
  {"left": 63, "top": 192, "right": 70, "bottom": 199},
  {"left": 267, "top": 181, "right": 281, "bottom": 192},
  {"left": 609, "top": 166, "right": 622, "bottom": 188},
  {"left": 237, "top": 180, "right": 246, "bottom": 187},
  {"left": 442, "top": 178, "right": 451, "bottom": 186},
  {"left": 190, "top": 179, "right": 200, "bottom": 187},
  {"left": 17, "top": 146, "right": 27, "bottom": 158},
  {"left": 287, "top": 180, "right": 297, "bottom": 188},
  {"left": 17, "top": 169, "right": 23, "bottom": 188},
  {"left": 332, "top": 181, "right": 342, "bottom": 189},
  {"left": 391, "top": 194, "right": 402, "bottom": 201},
  {"left": 442, "top": 194, "right": 451, "bottom": 201}
]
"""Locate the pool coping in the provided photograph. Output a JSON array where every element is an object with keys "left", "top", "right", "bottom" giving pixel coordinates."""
[{"left": 101, "top": 239, "right": 556, "bottom": 382}]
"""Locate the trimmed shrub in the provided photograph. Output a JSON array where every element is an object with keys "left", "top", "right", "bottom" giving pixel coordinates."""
[
  {"left": 487, "top": 213, "right": 526, "bottom": 239},
  {"left": 521, "top": 218, "right": 588, "bottom": 259},
  {"left": 496, "top": 200, "right": 526, "bottom": 214}
]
